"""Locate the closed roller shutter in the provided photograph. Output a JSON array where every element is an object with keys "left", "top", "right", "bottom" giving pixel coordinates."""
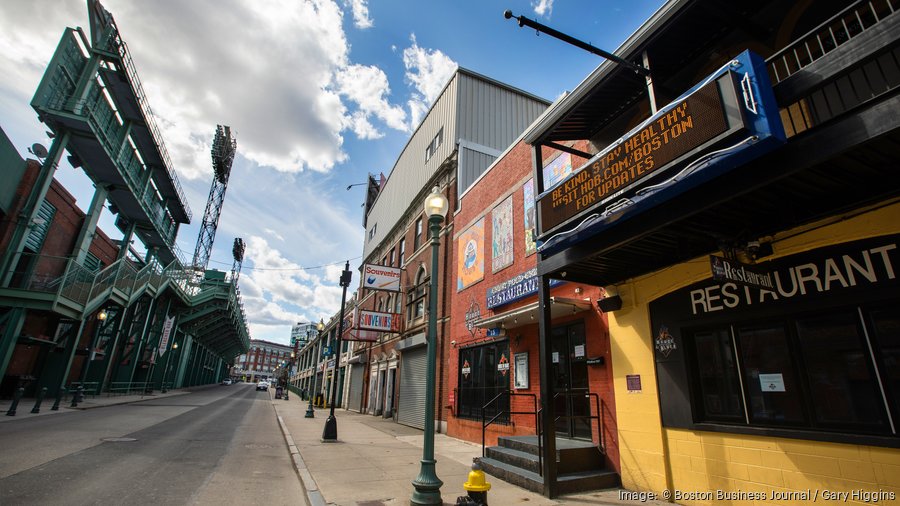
[
  {"left": 348, "top": 363, "right": 365, "bottom": 412},
  {"left": 397, "top": 346, "right": 427, "bottom": 429}
]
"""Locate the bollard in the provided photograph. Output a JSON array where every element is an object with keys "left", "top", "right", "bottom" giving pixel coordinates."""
[
  {"left": 461, "top": 457, "right": 491, "bottom": 505},
  {"left": 70, "top": 385, "right": 84, "bottom": 408},
  {"left": 6, "top": 387, "right": 25, "bottom": 416},
  {"left": 31, "top": 387, "right": 48, "bottom": 414}
]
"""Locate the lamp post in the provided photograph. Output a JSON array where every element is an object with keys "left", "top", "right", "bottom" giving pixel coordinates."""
[
  {"left": 323, "top": 261, "right": 352, "bottom": 442},
  {"left": 305, "top": 320, "right": 325, "bottom": 418},
  {"left": 285, "top": 351, "right": 295, "bottom": 400},
  {"left": 411, "top": 186, "right": 448, "bottom": 505}
]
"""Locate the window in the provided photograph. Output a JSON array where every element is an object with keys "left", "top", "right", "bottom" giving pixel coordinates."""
[
  {"left": 389, "top": 248, "right": 395, "bottom": 266},
  {"left": 425, "top": 127, "right": 444, "bottom": 162},
  {"left": 407, "top": 267, "right": 427, "bottom": 321},
  {"left": 414, "top": 218, "right": 423, "bottom": 250},
  {"left": 399, "top": 239, "right": 406, "bottom": 265},
  {"left": 457, "top": 340, "right": 511, "bottom": 422},
  {"left": 684, "top": 306, "right": 896, "bottom": 435},
  {"left": 368, "top": 224, "right": 377, "bottom": 241}
]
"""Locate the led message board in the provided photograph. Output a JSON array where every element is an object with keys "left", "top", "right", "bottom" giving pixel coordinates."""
[{"left": 539, "top": 74, "right": 744, "bottom": 236}]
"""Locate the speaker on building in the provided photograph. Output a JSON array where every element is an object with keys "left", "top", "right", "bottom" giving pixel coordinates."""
[{"left": 597, "top": 295, "right": 623, "bottom": 312}]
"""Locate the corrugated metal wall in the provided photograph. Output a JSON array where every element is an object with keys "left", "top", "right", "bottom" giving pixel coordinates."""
[
  {"left": 362, "top": 69, "right": 549, "bottom": 261},
  {"left": 362, "top": 76, "right": 459, "bottom": 260}
]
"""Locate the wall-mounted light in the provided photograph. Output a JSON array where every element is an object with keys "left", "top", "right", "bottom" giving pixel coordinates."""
[
  {"left": 574, "top": 286, "right": 583, "bottom": 295},
  {"left": 97, "top": 308, "right": 108, "bottom": 321},
  {"left": 597, "top": 295, "right": 623, "bottom": 312}
]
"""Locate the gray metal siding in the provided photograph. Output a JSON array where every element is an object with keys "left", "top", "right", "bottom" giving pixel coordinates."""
[
  {"left": 456, "top": 72, "right": 549, "bottom": 153},
  {"left": 458, "top": 147, "right": 499, "bottom": 197},
  {"left": 362, "top": 76, "right": 459, "bottom": 261},
  {"left": 455, "top": 72, "right": 549, "bottom": 196},
  {"left": 397, "top": 346, "right": 427, "bottom": 429}
]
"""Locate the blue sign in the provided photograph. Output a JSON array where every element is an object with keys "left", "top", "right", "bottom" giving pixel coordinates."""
[
  {"left": 322, "top": 346, "right": 332, "bottom": 357},
  {"left": 486, "top": 267, "right": 563, "bottom": 309},
  {"left": 486, "top": 328, "right": 504, "bottom": 337},
  {"left": 538, "top": 49, "right": 786, "bottom": 255}
]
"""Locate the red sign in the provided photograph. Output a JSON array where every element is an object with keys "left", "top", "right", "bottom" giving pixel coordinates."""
[{"left": 357, "top": 310, "right": 403, "bottom": 333}]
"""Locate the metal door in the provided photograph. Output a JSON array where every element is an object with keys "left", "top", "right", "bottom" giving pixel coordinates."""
[{"left": 397, "top": 347, "right": 427, "bottom": 429}]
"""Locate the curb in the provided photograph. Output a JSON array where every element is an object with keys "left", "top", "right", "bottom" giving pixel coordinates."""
[{"left": 274, "top": 402, "right": 327, "bottom": 506}]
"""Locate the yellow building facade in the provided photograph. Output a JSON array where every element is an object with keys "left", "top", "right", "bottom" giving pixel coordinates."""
[{"left": 611, "top": 203, "right": 900, "bottom": 504}]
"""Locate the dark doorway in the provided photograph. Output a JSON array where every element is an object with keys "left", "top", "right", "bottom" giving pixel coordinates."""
[{"left": 550, "top": 321, "right": 592, "bottom": 439}]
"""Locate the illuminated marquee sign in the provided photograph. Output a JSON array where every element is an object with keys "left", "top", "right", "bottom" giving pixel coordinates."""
[
  {"left": 536, "top": 50, "right": 785, "bottom": 241},
  {"left": 357, "top": 310, "right": 403, "bottom": 333},
  {"left": 539, "top": 76, "right": 739, "bottom": 235}
]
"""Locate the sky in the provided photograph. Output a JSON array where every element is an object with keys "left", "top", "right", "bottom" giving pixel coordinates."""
[{"left": 0, "top": 0, "right": 665, "bottom": 345}]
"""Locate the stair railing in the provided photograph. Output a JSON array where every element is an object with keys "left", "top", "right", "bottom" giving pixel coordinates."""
[
  {"left": 480, "top": 390, "right": 539, "bottom": 460},
  {"left": 550, "top": 391, "right": 605, "bottom": 453}
]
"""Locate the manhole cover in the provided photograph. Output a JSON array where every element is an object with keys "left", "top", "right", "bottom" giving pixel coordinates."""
[{"left": 101, "top": 437, "right": 137, "bottom": 442}]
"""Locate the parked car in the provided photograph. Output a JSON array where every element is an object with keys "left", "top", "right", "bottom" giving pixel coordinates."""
[
  {"left": 256, "top": 380, "right": 269, "bottom": 391},
  {"left": 221, "top": 378, "right": 232, "bottom": 385}
]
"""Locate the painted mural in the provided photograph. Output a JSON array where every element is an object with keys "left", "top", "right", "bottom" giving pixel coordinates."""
[
  {"left": 457, "top": 217, "right": 485, "bottom": 291},
  {"left": 523, "top": 178, "right": 536, "bottom": 256},
  {"left": 492, "top": 195, "right": 514, "bottom": 272}
]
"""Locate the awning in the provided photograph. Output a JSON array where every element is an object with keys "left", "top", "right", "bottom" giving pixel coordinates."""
[{"left": 473, "top": 297, "right": 592, "bottom": 330}]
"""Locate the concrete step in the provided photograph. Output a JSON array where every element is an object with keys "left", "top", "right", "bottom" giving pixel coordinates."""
[
  {"left": 485, "top": 445, "right": 541, "bottom": 474},
  {"left": 481, "top": 456, "right": 621, "bottom": 495}
]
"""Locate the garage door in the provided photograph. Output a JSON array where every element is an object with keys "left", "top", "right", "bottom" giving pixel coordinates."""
[
  {"left": 397, "top": 346, "right": 427, "bottom": 429},
  {"left": 348, "top": 363, "right": 365, "bottom": 412}
]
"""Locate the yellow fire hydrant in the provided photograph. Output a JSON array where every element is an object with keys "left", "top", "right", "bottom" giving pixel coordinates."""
[{"left": 462, "top": 457, "right": 491, "bottom": 505}]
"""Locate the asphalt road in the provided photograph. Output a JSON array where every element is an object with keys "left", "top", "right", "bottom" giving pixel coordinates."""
[{"left": 0, "top": 384, "right": 305, "bottom": 505}]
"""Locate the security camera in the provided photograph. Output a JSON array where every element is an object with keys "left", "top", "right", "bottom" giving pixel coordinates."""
[{"left": 450, "top": 340, "right": 457, "bottom": 346}]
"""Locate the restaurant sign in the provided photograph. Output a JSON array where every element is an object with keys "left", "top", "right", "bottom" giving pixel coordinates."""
[{"left": 486, "top": 267, "right": 562, "bottom": 309}]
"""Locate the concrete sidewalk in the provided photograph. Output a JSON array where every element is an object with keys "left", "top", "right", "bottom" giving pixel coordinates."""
[{"left": 271, "top": 394, "right": 667, "bottom": 506}]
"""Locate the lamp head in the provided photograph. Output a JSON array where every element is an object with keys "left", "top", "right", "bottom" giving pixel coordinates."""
[
  {"left": 173, "top": 342, "right": 179, "bottom": 350},
  {"left": 97, "top": 308, "right": 108, "bottom": 321},
  {"left": 317, "top": 319, "right": 325, "bottom": 331},
  {"left": 423, "top": 186, "right": 448, "bottom": 219}
]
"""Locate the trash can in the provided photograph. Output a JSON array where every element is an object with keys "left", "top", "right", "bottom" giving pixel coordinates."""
[{"left": 275, "top": 386, "right": 283, "bottom": 399}]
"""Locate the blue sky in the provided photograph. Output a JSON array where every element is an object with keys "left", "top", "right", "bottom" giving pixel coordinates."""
[{"left": 0, "top": 0, "right": 665, "bottom": 345}]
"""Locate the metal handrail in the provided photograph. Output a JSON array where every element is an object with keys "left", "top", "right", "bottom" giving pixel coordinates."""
[
  {"left": 480, "top": 390, "right": 540, "bottom": 470},
  {"left": 766, "top": 0, "right": 898, "bottom": 84},
  {"left": 549, "top": 391, "right": 605, "bottom": 453}
]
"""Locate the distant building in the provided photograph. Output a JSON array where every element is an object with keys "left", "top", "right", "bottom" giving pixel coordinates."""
[{"left": 235, "top": 340, "right": 293, "bottom": 382}]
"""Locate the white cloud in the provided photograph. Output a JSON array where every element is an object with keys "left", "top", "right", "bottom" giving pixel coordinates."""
[
  {"left": 335, "top": 64, "right": 408, "bottom": 135},
  {"left": 532, "top": 0, "right": 554, "bottom": 17},
  {"left": 347, "top": 0, "right": 373, "bottom": 29},
  {"left": 402, "top": 34, "right": 458, "bottom": 128}
]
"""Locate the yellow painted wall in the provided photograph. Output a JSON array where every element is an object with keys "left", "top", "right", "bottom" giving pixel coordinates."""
[{"left": 608, "top": 201, "right": 900, "bottom": 503}]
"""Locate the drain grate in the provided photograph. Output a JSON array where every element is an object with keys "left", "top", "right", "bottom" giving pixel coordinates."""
[{"left": 101, "top": 437, "right": 137, "bottom": 442}]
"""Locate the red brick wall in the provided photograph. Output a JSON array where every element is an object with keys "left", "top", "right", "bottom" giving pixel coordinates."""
[
  {"left": 1, "top": 161, "right": 123, "bottom": 380},
  {"left": 445, "top": 141, "right": 621, "bottom": 472}
]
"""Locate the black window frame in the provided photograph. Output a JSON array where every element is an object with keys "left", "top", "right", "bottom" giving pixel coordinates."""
[
  {"left": 681, "top": 303, "right": 897, "bottom": 438},
  {"left": 456, "top": 339, "right": 511, "bottom": 423}
]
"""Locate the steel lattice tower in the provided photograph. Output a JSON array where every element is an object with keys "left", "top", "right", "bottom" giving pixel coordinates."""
[{"left": 192, "top": 125, "right": 236, "bottom": 272}]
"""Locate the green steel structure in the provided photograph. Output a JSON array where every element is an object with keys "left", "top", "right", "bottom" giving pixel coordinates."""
[{"left": 0, "top": 0, "right": 249, "bottom": 400}]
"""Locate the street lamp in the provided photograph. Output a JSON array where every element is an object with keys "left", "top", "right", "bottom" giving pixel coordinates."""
[
  {"left": 285, "top": 351, "right": 295, "bottom": 400},
  {"left": 305, "top": 319, "right": 325, "bottom": 418},
  {"left": 411, "top": 186, "right": 448, "bottom": 505},
  {"left": 323, "top": 261, "right": 353, "bottom": 442}
]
